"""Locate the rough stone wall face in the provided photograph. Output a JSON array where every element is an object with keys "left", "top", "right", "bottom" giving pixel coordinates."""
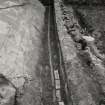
[{"left": 0, "top": 0, "right": 45, "bottom": 105}]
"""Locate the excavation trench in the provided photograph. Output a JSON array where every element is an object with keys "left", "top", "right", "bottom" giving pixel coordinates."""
[
  {"left": 41, "top": 2, "right": 105, "bottom": 105},
  {"left": 39, "top": 5, "right": 69, "bottom": 105}
]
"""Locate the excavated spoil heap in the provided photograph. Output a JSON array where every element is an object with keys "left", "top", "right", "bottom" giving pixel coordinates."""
[
  {"left": 54, "top": 0, "right": 105, "bottom": 105},
  {"left": 64, "top": 0, "right": 105, "bottom": 5}
]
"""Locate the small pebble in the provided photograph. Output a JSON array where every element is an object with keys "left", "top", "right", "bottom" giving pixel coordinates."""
[
  {"left": 54, "top": 70, "right": 60, "bottom": 79},
  {"left": 59, "top": 101, "right": 65, "bottom": 105},
  {"left": 55, "top": 80, "right": 60, "bottom": 89}
]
